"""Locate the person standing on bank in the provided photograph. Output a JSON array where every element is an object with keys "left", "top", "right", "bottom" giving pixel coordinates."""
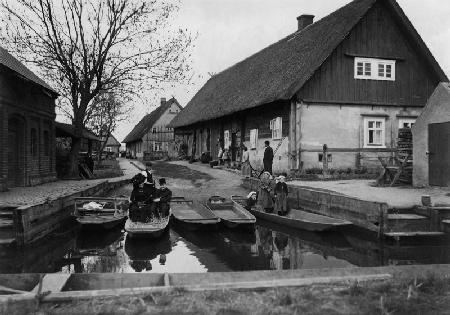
[
  {"left": 263, "top": 141, "right": 274, "bottom": 175},
  {"left": 241, "top": 146, "right": 251, "bottom": 177}
]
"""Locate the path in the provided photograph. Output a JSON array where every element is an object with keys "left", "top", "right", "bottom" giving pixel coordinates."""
[
  {"left": 112, "top": 160, "right": 248, "bottom": 203},
  {"left": 0, "top": 158, "right": 139, "bottom": 208}
]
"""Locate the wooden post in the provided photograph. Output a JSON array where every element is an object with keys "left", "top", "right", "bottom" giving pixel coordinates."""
[
  {"left": 322, "top": 144, "right": 329, "bottom": 175},
  {"left": 289, "top": 99, "right": 297, "bottom": 170}
]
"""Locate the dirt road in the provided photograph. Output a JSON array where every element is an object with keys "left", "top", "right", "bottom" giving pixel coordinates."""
[{"left": 113, "top": 161, "right": 249, "bottom": 202}]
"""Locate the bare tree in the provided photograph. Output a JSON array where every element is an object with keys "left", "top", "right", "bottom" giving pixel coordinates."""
[
  {"left": 0, "top": 0, "right": 193, "bottom": 176},
  {"left": 87, "top": 91, "right": 128, "bottom": 162}
]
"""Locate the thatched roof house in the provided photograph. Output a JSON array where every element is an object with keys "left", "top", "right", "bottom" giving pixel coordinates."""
[{"left": 170, "top": 0, "right": 446, "bottom": 173}]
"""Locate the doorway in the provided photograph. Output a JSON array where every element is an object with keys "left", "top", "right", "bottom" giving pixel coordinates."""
[
  {"left": 429, "top": 122, "right": 450, "bottom": 186},
  {"left": 7, "top": 115, "right": 25, "bottom": 187}
]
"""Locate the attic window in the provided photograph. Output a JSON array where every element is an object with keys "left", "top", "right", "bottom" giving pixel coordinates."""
[{"left": 355, "top": 58, "right": 395, "bottom": 81}]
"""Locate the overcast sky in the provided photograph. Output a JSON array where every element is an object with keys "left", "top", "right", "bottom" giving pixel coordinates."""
[{"left": 112, "top": 0, "right": 450, "bottom": 143}]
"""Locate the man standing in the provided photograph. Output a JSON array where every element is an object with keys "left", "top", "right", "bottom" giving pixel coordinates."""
[{"left": 263, "top": 141, "right": 274, "bottom": 174}]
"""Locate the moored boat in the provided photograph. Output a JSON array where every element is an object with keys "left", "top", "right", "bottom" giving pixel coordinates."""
[
  {"left": 231, "top": 195, "right": 352, "bottom": 232},
  {"left": 73, "top": 197, "right": 129, "bottom": 230},
  {"left": 125, "top": 214, "right": 170, "bottom": 239},
  {"left": 171, "top": 197, "right": 220, "bottom": 230},
  {"left": 205, "top": 196, "right": 256, "bottom": 229}
]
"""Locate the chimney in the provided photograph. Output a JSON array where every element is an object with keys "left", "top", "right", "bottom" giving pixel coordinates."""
[
  {"left": 297, "top": 14, "right": 314, "bottom": 31},
  {"left": 161, "top": 97, "right": 166, "bottom": 106}
]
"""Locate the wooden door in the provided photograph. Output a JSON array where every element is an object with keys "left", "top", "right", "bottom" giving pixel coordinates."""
[
  {"left": 7, "top": 118, "right": 23, "bottom": 187},
  {"left": 429, "top": 122, "right": 450, "bottom": 186}
]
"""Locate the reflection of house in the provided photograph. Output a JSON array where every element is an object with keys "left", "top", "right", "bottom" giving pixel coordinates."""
[
  {"left": 413, "top": 83, "right": 450, "bottom": 187},
  {"left": 0, "top": 46, "right": 59, "bottom": 191},
  {"left": 123, "top": 97, "right": 182, "bottom": 159},
  {"left": 102, "top": 135, "right": 121, "bottom": 156},
  {"left": 169, "top": 0, "right": 447, "bottom": 174}
]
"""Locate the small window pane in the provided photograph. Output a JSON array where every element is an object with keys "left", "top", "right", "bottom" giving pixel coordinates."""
[
  {"left": 369, "top": 130, "right": 374, "bottom": 143},
  {"left": 364, "top": 63, "right": 371, "bottom": 76},
  {"left": 357, "top": 63, "right": 364, "bottom": 75},
  {"left": 386, "top": 65, "right": 392, "bottom": 78},
  {"left": 368, "top": 121, "right": 374, "bottom": 128},
  {"left": 378, "top": 64, "right": 385, "bottom": 77},
  {"left": 375, "top": 130, "right": 382, "bottom": 143},
  {"left": 376, "top": 121, "right": 382, "bottom": 128}
]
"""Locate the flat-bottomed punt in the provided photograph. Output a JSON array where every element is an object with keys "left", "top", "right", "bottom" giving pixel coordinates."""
[
  {"left": 125, "top": 201, "right": 170, "bottom": 239},
  {"left": 73, "top": 197, "right": 129, "bottom": 230},
  {"left": 171, "top": 197, "right": 220, "bottom": 230},
  {"left": 231, "top": 196, "right": 352, "bottom": 232},
  {"left": 205, "top": 196, "right": 255, "bottom": 229}
]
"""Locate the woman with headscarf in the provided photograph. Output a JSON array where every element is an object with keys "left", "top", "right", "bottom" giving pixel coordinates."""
[
  {"left": 241, "top": 146, "right": 251, "bottom": 177},
  {"left": 274, "top": 173, "right": 289, "bottom": 216},
  {"left": 259, "top": 171, "right": 274, "bottom": 213}
]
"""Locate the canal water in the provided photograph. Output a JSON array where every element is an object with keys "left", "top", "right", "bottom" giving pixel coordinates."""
[{"left": 2, "top": 218, "right": 450, "bottom": 274}]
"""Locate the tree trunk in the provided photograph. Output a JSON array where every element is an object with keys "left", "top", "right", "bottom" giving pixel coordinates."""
[
  {"left": 68, "top": 136, "right": 82, "bottom": 178},
  {"left": 67, "top": 114, "right": 85, "bottom": 178}
]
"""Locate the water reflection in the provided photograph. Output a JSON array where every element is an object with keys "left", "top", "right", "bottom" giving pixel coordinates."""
[
  {"left": 1, "top": 221, "right": 450, "bottom": 274},
  {"left": 125, "top": 231, "right": 172, "bottom": 272}
]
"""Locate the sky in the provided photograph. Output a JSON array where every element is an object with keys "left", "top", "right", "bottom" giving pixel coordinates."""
[{"left": 73, "top": 0, "right": 450, "bottom": 143}]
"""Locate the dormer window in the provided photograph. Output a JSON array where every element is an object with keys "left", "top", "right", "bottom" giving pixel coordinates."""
[{"left": 354, "top": 58, "right": 395, "bottom": 81}]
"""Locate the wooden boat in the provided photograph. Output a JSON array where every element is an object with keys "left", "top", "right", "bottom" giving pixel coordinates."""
[
  {"left": 171, "top": 196, "right": 220, "bottom": 230},
  {"left": 125, "top": 202, "right": 170, "bottom": 239},
  {"left": 205, "top": 196, "right": 256, "bottom": 229},
  {"left": 73, "top": 197, "right": 129, "bottom": 230},
  {"left": 231, "top": 196, "right": 352, "bottom": 232}
]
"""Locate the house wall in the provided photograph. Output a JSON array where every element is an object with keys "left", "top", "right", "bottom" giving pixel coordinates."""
[
  {"left": 177, "top": 101, "right": 291, "bottom": 173},
  {"left": 298, "top": 102, "right": 421, "bottom": 170},
  {"left": 412, "top": 83, "right": 450, "bottom": 187},
  {"left": 0, "top": 67, "right": 57, "bottom": 191},
  {"left": 141, "top": 102, "right": 181, "bottom": 156},
  {"left": 299, "top": 1, "right": 440, "bottom": 107}
]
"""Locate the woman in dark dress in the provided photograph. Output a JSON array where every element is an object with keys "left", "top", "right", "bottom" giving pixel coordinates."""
[{"left": 274, "top": 173, "right": 289, "bottom": 216}]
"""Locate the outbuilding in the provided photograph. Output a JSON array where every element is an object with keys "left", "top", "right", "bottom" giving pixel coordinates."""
[
  {"left": 413, "top": 82, "right": 450, "bottom": 187},
  {"left": 0, "top": 46, "right": 59, "bottom": 191}
]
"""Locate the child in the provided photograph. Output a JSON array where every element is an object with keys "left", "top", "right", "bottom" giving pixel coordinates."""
[
  {"left": 274, "top": 173, "right": 289, "bottom": 216},
  {"left": 245, "top": 191, "right": 258, "bottom": 210},
  {"left": 154, "top": 178, "right": 172, "bottom": 218}
]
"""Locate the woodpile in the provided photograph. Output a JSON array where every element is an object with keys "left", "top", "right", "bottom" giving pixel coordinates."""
[{"left": 397, "top": 128, "right": 413, "bottom": 184}]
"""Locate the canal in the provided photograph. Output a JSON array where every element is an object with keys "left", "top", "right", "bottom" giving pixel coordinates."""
[{"left": 1, "top": 161, "right": 450, "bottom": 274}]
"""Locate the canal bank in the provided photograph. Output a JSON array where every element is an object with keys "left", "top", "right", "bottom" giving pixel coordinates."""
[
  {"left": 1, "top": 264, "right": 450, "bottom": 314},
  {"left": 0, "top": 159, "right": 139, "bottom": 246}
]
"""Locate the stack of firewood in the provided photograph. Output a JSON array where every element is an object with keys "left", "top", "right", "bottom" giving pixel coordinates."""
[{"left": 397, "top": 128, "right": 413, "bottom": 184}]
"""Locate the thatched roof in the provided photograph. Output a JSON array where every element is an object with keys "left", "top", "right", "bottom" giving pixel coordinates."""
[
  {"left": 170, "top": 0, "right": 447, "bottom": 128},
  {"left": 122, "top": 98, "right": 182, "bottom": 143},
  {"left": 0, "top": 46, "right": 57, "bottom": 95},
  {"left": 105, "top": 135, "right": 121, "bottom": 147}
]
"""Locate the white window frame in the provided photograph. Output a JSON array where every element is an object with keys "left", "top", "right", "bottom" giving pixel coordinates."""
[
  {"left": 224, "top": 130, "right": 230, "bottom": 149},
  {"left": 249, "top": 129, "right": 258, "bottom": 149},
  {"left": 363, "top": 117, "right": 386, "bottom": 148},
  {"left": 354, "top": 58, "right": 396, "bottom": 81},
  {"left": 270, "top": 117, "right": 282, "bottom": 140},
  {"left": 398, "top": 118, "right": 416, "bottom": 129}
]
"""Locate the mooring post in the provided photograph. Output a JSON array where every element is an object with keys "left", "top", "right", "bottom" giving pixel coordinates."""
[{"left": 322, "top": 144, "right": 329, "bottom": 175}]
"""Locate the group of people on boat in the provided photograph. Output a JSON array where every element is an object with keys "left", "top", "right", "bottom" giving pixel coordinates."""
[
  {"left": 245, "top": 171, "right": 289, "bottom": 216},
  {"left": 129, "top": 169, "right": 172, "bottom": 223}
]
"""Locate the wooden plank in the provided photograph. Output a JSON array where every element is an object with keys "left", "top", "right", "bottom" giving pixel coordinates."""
[
  {"left": 32, "top": 274, "right": 71, "bottom": 293},
  {"left": 0, "top": 274, "right": 392, "bottom": 303}
]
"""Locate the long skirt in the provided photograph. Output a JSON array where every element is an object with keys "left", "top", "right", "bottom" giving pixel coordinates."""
[
  {"left": 259, "top": 188, "right": 273, "bottom": 212},
  {"left": 274, "top": 192, "right": 288, "bottom": 215},
  {"left": 241, "top": 161, "right": 251, "bottom": 177},
  {"left": 263, "top": 159, "right": 273, "bottom": 175}
]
